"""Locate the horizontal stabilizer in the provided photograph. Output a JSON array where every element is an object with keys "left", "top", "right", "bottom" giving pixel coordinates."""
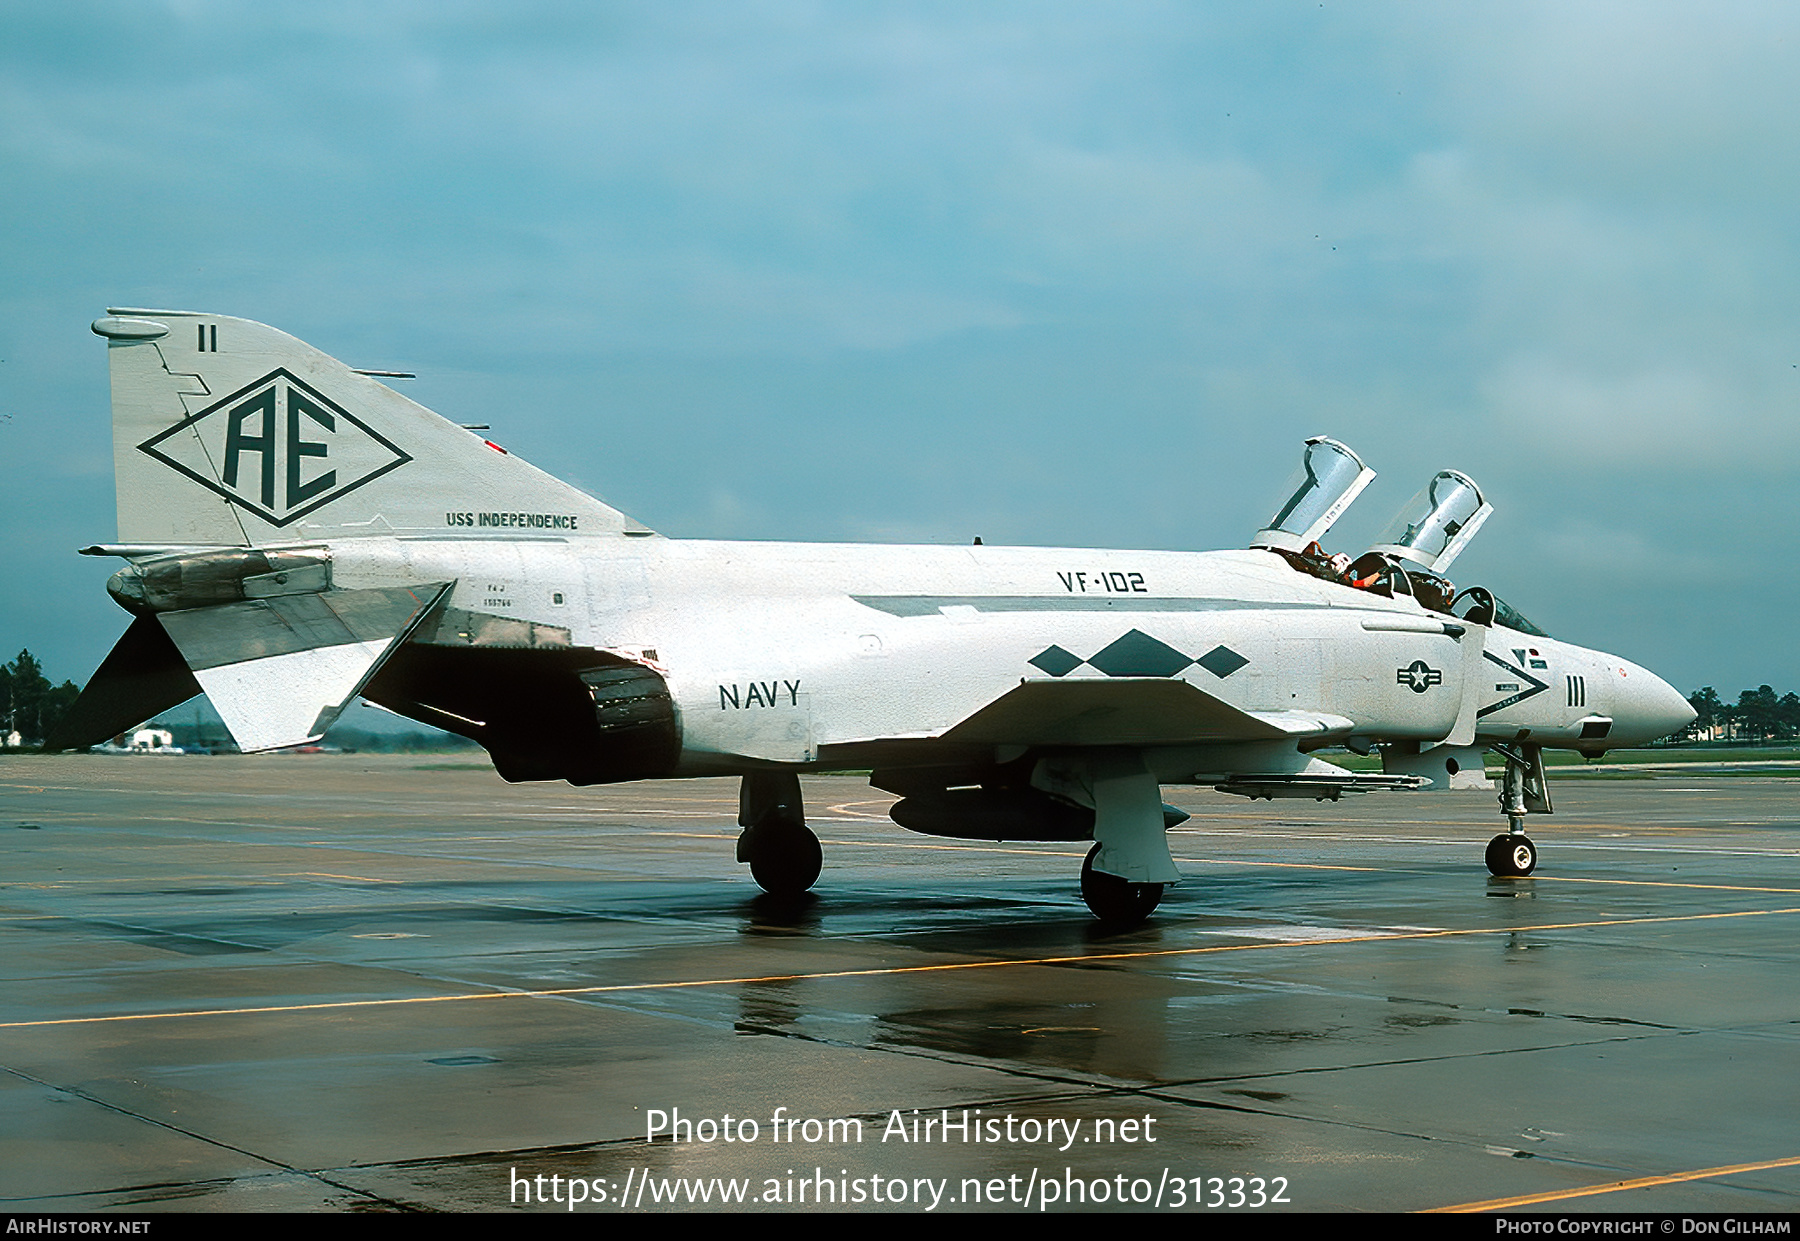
[
  {"left": 45, "top": 615, "right": 203, "bottom": 750},
  {"left": 941, "top": 677, "right": 1348, "bottom": 748},
  {"left": 159, "top": 583, "right": 450, "bottom": 751}
]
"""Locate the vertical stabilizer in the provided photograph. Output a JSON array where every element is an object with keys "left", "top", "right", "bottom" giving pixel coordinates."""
[{"left": 92, "top": 310, "right": 650, "bottom": 546}]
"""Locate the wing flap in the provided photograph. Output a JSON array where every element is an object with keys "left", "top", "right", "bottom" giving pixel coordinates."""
[{"left": 1241, "top": 708, "right": 1357, "bottom": 737}]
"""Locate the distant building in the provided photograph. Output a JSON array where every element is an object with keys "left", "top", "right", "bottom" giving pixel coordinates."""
[{"left": 101, "top": 728, "right": 185, "bottom": 755}]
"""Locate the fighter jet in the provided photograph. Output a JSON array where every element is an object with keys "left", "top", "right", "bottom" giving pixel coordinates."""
[{"left": 54, "top": 311, "right": 1696, "bottom": 924}]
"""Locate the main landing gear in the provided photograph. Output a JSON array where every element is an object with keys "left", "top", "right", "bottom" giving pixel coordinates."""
[
  {"left": 1080, "top": 844, "right": 1164, "bottom": 925},
  {"left": 737, "top": 771, "right": 821, "bottom": 897},
  {"left": 1486, "top": 741, "right": 1550, "bottom": 878}
]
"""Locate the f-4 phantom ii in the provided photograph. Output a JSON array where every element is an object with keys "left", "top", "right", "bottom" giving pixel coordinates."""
[{"left": 56, "top": 310, "right": 1696, "bottom": 924}]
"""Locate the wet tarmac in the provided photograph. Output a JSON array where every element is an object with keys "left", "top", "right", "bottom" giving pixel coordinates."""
[{"left": 2, "top": 754, "right": 1798, "bottom": 1214}]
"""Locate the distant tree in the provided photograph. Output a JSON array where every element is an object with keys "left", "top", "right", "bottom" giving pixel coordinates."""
[
  {"left": 1663, "top": 684, "right": 1800, "bottom": 745},
  {"left": 1686, "top": 687, "right": 1724, "bottom": 738},
  {"left": 1738, "top": 685, "right": 1783, "bottom": 742},
  {"left": 1781, "top": 693, "right": 1800, "bottom": 740},
  {"left": 0, "top": 650, "right": 80, "bottom": 747}
]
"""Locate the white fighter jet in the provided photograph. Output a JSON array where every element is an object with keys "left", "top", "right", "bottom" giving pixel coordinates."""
[{"left": 55, "top": 310, "right": 1696, "bottom": 923}]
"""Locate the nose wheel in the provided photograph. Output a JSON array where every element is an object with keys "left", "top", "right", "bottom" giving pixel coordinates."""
[
  {"left": 1080, "top": 844, "right": 1164, "bottom": 925},
  {"left": 1486, "top": 833, "right": 1537, "bottom": 877}
]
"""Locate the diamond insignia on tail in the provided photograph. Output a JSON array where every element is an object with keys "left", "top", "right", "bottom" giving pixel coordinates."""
[{"left": 137, "top": 368, "right": 412, "bottom": 527}]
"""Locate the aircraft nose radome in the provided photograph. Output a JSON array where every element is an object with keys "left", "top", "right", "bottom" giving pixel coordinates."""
[{"left": 1615, "top": 662, "right": 1695, "bottom": 743}]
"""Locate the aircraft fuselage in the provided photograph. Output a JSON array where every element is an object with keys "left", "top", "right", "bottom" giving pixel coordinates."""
[{"left": 315, "top": 535, "right": 1688, "bottom": 778}]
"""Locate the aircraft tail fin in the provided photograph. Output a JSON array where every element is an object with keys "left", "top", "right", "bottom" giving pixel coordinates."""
[{"left": 91, "top": 310, "right": 651, "bottom": 546}]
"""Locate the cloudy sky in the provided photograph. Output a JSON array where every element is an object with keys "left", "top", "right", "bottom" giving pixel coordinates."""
[{"left": 3, "top": 2, "right": 1797, "bottom": 701}]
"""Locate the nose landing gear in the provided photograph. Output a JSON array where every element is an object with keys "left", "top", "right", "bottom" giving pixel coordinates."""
[{"left": 1486, "top": 741, "right": 1550, "bottom": 877}]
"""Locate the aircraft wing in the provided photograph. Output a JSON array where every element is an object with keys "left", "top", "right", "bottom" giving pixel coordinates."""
[{"left": 938, "top": 677, "right": 1353, "bottom": 748}]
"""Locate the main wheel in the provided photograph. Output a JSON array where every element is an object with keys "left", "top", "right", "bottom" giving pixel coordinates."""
[
  {"left": 1485, "top": 833, "right": 1537, "bottom": 877},
  {"left": 747, "top": 823, "right": 822, "bottom": 896},
  {"left": 1080, "top": 844, "right": 1163, "bottom": 925}
]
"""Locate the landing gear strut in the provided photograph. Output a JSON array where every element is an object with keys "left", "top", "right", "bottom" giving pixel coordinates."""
[
  {"left": 736, "top": 771, "right": 821, "bottom": 897},
  {"left": 1080, "top": 843, "right": 1163, "bottom": 926},
  {"left": 1486, "top": 742, "right": 1549, "bottom": 877},
  {"left": 1041, "top": 752, "right": 1180, "bottom": 926}
]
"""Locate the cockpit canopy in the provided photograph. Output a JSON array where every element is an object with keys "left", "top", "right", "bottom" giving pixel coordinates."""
[
  {"left": 1251, "top": 436, "right": 1376, "bottom": 553},
  {"left": 1253, "top": 441, "right": 1510, "bottom": 619},
  {"left": 1364, "top": 469, "right": 1492, "bottom": 575},
  {"left": 1452, "top": 586, "right": 1551, "bottom": 638}
]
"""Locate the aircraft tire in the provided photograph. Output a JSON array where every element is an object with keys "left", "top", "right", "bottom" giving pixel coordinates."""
[
  {"left": 1080, "top": 844, "right": 1163, "bottom": 926},
  {"left": 1485, "top": 833, "right": 1537, "bottom": 877},
  {"left": 748, "top": 823, "right": 823, "bottom": 897}
]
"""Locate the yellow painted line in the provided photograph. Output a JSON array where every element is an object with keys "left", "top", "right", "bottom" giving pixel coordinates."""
[
  {"left": 1179, "top": 857, "right": 1386, "bottom": 873},
  {"left": 1531, "top": 875, "right": 1800, "bottom": 895},
  {"left": 632, "top": 832, "right": 736, "bottom": 841},
  {"left": 811, "top": 839, "right": 1797, "bottom": 887},
  {"left": 4, "top": 905, "right": 1797, "bottom": 1032},
  {"left": 826, "top": 839, "right": 1086, "bottom": 858},
  {"left": 825, "top": 800, "right": 899, "bottom": 819},
  {"left": 1, "top": 842, "right": 1778, "bottom": 891},
  {"left": 1427, "top": 1153, "right": 1800, "bottom": 1211},
  {"left": 287, "top": 872, "right": 400, "bottom": 884},
  {"left": 805, "top": 837, "right": 1796, "bottom": 882},
  {"left": 614, "top": 832, "right": 1077, "bottom": 859}
]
